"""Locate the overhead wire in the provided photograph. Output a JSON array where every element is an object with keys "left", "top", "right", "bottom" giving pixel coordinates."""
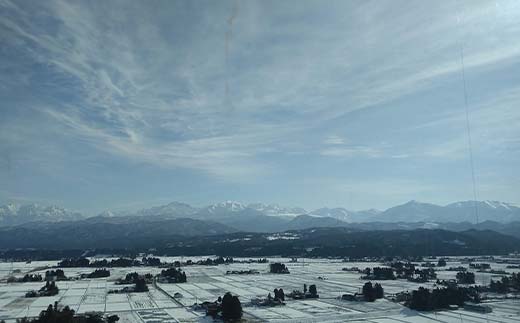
[{"left": 457, "top": 0, "right": 479, "bottom": 226}]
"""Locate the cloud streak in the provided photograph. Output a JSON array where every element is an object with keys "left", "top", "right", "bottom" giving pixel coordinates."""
[{"left": 1, "top": 0, "right": 520, "bottom": 210}]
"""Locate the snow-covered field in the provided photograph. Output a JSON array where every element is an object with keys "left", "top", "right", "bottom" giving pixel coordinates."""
[{"left": 0, "top": 256, "right": 519, "bottom": 322}]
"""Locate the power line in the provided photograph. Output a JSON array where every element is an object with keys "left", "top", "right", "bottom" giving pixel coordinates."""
[{"left": 457, "top": 2, "right": 479, "bottom": 225}]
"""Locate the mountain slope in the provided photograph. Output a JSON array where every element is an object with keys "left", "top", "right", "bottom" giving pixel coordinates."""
[
  {"left": 133, "top": 201, "right": 198, "bottom": 218},
  {"left": 199, "top": 209, "right": 292, "bottom": 232},
  {"left": 310, "top": 207, "right": 352, "bottom": 221},
  {"left": 0, "top": 204, "right": 83, "bottom": 227},
  {"left": 378, "top": 200, "right": 444, "bottom": 222},
  {"left": 248, "top": 203, "right": 306, "bottom": 216},
  {"left": 2, "top": 199, "right": 519, "bottom": 233},
  {"left": 284, "top": 214, "right": 348, "bottom": 230},
  {"left": 0, "top": 218, "right": 236, "bottom": 249},
  {"left": 376, "top": 200, "right": 520, "bottom": 223},
  {"left": 149, "top": 228, "right": 520, "bottom": 257}
]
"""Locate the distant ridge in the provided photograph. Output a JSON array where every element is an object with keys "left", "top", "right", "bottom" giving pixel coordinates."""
[
  {"left": 1, "top": 223, "right": 518, "bottom": 256},
  {"left": 1, "top": 199, "right": 519, "bottom": 228}
]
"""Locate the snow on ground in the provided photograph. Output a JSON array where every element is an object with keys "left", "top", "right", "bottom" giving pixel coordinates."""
[{"left": 0, "top": 256, "right": 519, "bottom": 322}]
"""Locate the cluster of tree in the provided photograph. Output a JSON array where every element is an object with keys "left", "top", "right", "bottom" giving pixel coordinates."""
[
  {"left": 26, "top": 281, "right": 59, "bottom": 297},
  {"left": 172, "top": 257, "right": 267, "bottom": 268},
  {"left": 58, "top": 258, "right": 90, "bottom": 267},
  {"left": 15, "top": 302, "right": 119, "bottom": 323},
  {"left": 0, "top": 249, "right": 87, "bottom": 263},
  {"left": 446, "top": 266, "right": 467, "bottom": 272},
  {"left": 407, "top": 268, "right": 437, "bottom": 283},
  {"left": 205, "top": 292, "right": 242, "bottom": 321},
  {"left": 307, "top": 284, "right": 318, "bottom": 297},
  {"left": 288, "top": 284, "right": 319, "bottom": 299},
  {"left": 488, "top": 273, "right": 520, "bottom": 293},
  {"left": 435, "top": 279, "right": 458, "bottom": 288},
  {"left": 45, "top": 269, "right": 68, "bottom": 281},
  {"left": 109, "top": 272, "right": 151, "bottom": 293},
  {"left": 379, "top": 255, "right": 424, "bottom": 262},
  {"left": 254, "top": 288, "right": 286, "bottom": 307},
  {"left": 388, "top": 262, "right": 415, "bottom": 279},
  {"left": 226, "top": 269, "right": 259, "bottom": 275},
  {"left": 269, "top": 263, "right": 290, "bottom": 274},
  {"left": 235, "top": 258, "right": 268, "bottom": 264},
  {"left": 110, "top": 278, "right": 148, "bottom": 293},
  {"left": 134, "top": 277, "right": 149, "bottom": 292},
  {"left": 58, "top": 257, "right": 147, "bottom": 268},
  {"left": 405, "top": 286, "right": 480, "bottom": 311},
  {"left": 469, "top": 263, "right": 491, "bottom": 270},
  {"left": 7, "top": 273, "right": 42, "bottom": 283},
  {"left": 437, "top": 258, "right": 447, "bottom": 267},
  {"left": 116, "top": 272, "right": 153, "bottom": 285},
  {"left": 273, "top": 288, "right": 285, "bottom": 301},
  {"left": 159, "top": 267, "right": 187, "bottom": 283},
  {"left": 88, "top": 258, "right": 140, "bottom": 267},
  {"left": 141, "top": 257, "right": 162, "bottom": 266},
  {"left": 197, "top": 256, "right": 234, "bottom": 266},
  {"left": 361, "top": 267, "right": 396, "bottom": 280},
  {"left": 456, "top": 271, "right": 476, "bottom": 284},
  {"left": 82, "top": 269, "right": 110, "bottom": 279},
  {"left": 361, "top": 282, "right": 384, "bottom": 302}
]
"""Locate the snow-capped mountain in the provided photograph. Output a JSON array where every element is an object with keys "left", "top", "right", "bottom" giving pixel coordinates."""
[
  {"left": 442, "top": 200, "right": 520, "bottom": 223},
  {"left": 1, "top": 199, "right": 519, "bottom": 230},
  {"left": 310, "top": 207, "right": 352, "bottom": 221},
  {"left": 375, "top": 200, "right": 520, "bottom": 224},
  {"left": 200, "top": 201, "right": 246, "bottom": 216},
  {"left": 377, "top": 200, "right": 443, "bottom": 223},
  {"left": 92, "top": 199, "right": 520, "bottom": 224},
  {"left": 447, "top": 200, "right": 515, "bottom": 211},
  {"left": 309, "top": 207, "right": 383, "bottom": 222},
  {"left": 247, "top": 203, "right": 307, "bottom": 217},
  {"left": 0, "top": 203, "right": 83, "bottom": 226},
  {"left": 133, "top": 201, "right": 198, "bottom": 218}
]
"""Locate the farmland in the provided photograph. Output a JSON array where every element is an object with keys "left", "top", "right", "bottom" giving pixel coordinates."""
[{"left": 1, "top": 256, "right": 519, "bottom": 322}]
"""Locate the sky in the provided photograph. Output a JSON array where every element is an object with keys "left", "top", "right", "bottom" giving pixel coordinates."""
[{"left": 1, "top": 0, "right": 520, "bottom": 214}]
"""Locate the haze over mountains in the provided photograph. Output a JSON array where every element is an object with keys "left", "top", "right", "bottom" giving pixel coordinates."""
[
  {"left": 1, "top": 199, "right": 519, "bottom": 229},
  {"left": 0, "top": 203, "right": 83, "bottom": 227},
  {"left": 1, "top": 199, "right": 520, "bottom": 250}
]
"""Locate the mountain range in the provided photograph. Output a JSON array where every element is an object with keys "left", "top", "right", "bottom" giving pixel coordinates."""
[
  {"left": 1, "top": 200, "right": 520, "bottom": 252},
  {"left": 2, "top": 200, "right": 519, "bottom": 228},
  {"left": 0, "top": 203, "right": 83, "bottom": 226}
]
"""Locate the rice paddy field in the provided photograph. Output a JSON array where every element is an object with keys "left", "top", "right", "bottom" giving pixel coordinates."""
[{"left": 0, "top": 256, "right": 519, "bottom": 322}]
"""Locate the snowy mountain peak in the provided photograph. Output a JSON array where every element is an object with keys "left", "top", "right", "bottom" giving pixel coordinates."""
[
  {"left": 483, "top": 200, "right": 514, "bottom": 210},
  {"left": 207, "top": 201, "right": 246, "bottom": 213},
  {"left": 98, "top": 210, "right": 116, "bottom": 218},
  {"left": 133, "top": 201, "right": 198, "bottom": 218},
  {"left": 446, "top": 200, "right": 517, "bottom": 211},
  {"left": 0, "top": 203, "right": 83, "bottom": 226},
  {"left": 248, "top": 203, "right": 307, "bottom": 216},
  {"left": 404, "top": 200, "right": 429, "bottom": 206},
  {"left": 310, "top": 207, "right": 351, "bottom": 221},
  {"left": 0, "top": 203, "right": 19, "bottom": 216}
]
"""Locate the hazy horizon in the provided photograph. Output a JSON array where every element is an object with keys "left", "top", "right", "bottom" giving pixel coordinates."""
[
  {"left": 2, "top": 198, "right": 519, "bottom": 218},
  {"left": 1, "top": 0, "right": 520, "bottom": 214}
]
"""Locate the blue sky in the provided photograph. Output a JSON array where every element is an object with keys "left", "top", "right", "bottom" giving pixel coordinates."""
[{"left": 1, "top": 0, "right": 519, "bottom": 214}]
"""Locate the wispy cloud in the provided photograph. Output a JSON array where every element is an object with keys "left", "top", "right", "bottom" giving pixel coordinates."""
[
  {"left": 1, "top": 0, "right": 519, "bottom": 210},
  {"left": 323, "top": 135, "right": 346, "bottom": 145},
  {"left": 320, "top": 146, "right": 381, "bottom": 158}
]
